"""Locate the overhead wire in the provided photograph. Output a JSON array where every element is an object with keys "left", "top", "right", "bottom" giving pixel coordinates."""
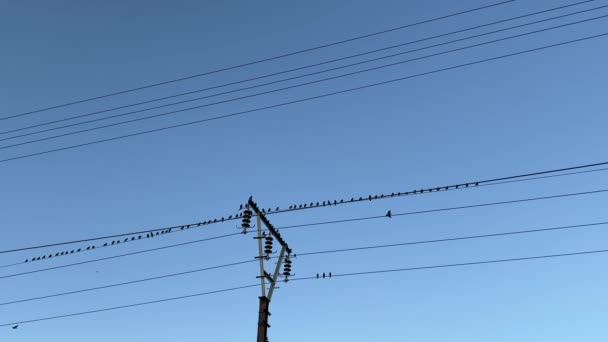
[
  {"left": 277, "top": 189, "right": 608, "bottom": 231},
  {"left": 4, "top": 9, "right": 608, "bottom": 150},
  {"left": 290, "top": 248, "right": 608, "bottom": 282},
  {"left": 1, "top": 32, "right": 607, "bottom": 164},
  {"left": 0, "top": 0, "right": 514, "bottom": 121},
  {"left": 0, "top": 260, "right": 255, "bottom": 306},
  {"left": 2, "top": 187, "right": 606, "bottom": 280},
  {"left": 1, "top": 0, "right": 596, "bottom": 138},
  {"left": 2, "top": 220, "right": 606, "bottom": 307},
  {"left": 0, "top": 233, "right": 241, "bottom": 279},
  {"left": 2, "top": 161, "right": 607, "bottom": 261},
  {"left": 3, "top": 246, "right": 608, "bottom": 327}
]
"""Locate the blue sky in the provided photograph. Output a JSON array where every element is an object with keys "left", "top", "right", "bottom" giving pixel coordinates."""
[{"left": 1, "top": 0, "right": 607, "bottom": 340}]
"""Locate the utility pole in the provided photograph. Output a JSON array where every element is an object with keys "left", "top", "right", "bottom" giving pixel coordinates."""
[{"left": 242, "top": 197, "right": 293, "bottom": 342}]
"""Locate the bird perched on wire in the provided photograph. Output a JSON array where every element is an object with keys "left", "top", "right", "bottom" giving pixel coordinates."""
[
  {"left": 386, "top": 210, "right": 392, "bottom": 218},
  {"left": 323, "top": 273, "right": 326, "bottom": 278},
  {"left": 12, "top": 325, "right": 18, "bottom": 329}
]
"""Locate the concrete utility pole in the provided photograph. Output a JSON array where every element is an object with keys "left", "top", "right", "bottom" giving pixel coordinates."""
[{"left": 244, "top": 198, "right": 293, "bottom": 342}]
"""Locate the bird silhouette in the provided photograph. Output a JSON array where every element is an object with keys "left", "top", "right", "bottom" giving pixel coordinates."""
[
  {"left": 239, "top": 204, "right": 243, "bottom": 210},
  {"left": 475, "top": 182, "right": 479, "bottom": 186},
  {"left": 12, "top": 325, "right": 18, "bottom": 329},
  {"left": 386, "top": 210, "right": 392, "bottom": 218},
  {"left": 316, "top": 273, "right": 319, "bottom": 279},
  {"left": 329, "top": 272, "right": 332, "bottom": 278},
  {"left": 276, "top": 207, "right": 279, "bottom": 211},
  {"left": 25, "top": 259, "right": 28, "bottom": 263},
  {"left": 368, "top": 195, "right": 372, "bottom": 201},
  {"left": 228, "top": 215, "right": 233, "bottom": 219},
  {"left": 323, "top": 273, "right": 326, "bottom": 278}
]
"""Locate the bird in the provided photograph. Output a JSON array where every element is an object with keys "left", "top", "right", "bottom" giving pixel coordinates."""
[
  {"left": 323, "top": 273, "right": 326, "bottom": 278},
  {"left": 239, "top": 204, "right": 243, "bottom": 210},
  {"left": 103, "top": 243, "right": 108, "bottom": 247},
  {"left": 368, "top": 195, "right": 372, "bottom": 201},
  {"left": 275, "top": 207, "right": 279, "bottom": 211},
  {"left": 12, "top": 325, "right": 18, "bottom": 329},
  {"left": 329, "top": 272, "right": 332, "bottom": 278},
  {"left": 25, "top": 259, "right": 28, "bottom": 263},
  {"left": 316, "top": 273, "right": 319, "bottom": 279},
  {"left": 386, "top": 210, "right": 392, "bottom": 218},
  {"left": 475, "top": 182, "right": 479, "bottom": 186},
  {"left": 289, "top": 205, "right": 293, "bottom": 209},
  {"left": 228, "top": 215, "right": 233, "bottom": 219}
]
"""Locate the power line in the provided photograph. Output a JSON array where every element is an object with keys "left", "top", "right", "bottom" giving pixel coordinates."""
[
  {"left": 296, "top": 221, "right": 608, "bottom": 257},
  {"left": 0, "top": 232, "right": 241, "bottom": 280},
  {"left": 278, "top": 189, "right": 608, "bottom": 230},
  {"left": 293, "top": 248, "right": 608, "bottom": 281},
  {"left": 264, "top": 163, "right": 608, "bottom": 217},
  {"left": 0, "top": 215, "right": 244, "bottom": 255},
  {"left": 1, "top": 0, "right": 595, "bottom": 138},
  {"left": 0, "top": 284, "right": 260, "bottom": 327},
  {"left": 2, "top": 161, "right": 607, "bottom": 260},
  {"left": 1, "top": 32, "right": 606, "bottom": 164},
  {"left": 0, "top": 260, "right": 255, "bottom": 306},
  {"left": 2, "top": 220, "right": 605, "bottom": 307},
  {"left": 8, "top": 186, "right": 604, "bottom": 277},
  {"left": 0, "top": 0, "right": 514, "bottom": 121},
  {"left": 3, "top": 246, "right": 607, "bottom": 327},
  {"left": 5, "top": 11, "right": 608, "bottom": 151}
]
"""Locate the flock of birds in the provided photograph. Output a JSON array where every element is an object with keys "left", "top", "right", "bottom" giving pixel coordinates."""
[{"left": 21, "top": 183, "right": 479, "bottom": 270}]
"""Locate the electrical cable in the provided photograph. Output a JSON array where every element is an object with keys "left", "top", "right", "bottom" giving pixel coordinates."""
[
  {"left": 4, "top": 10, "right": 608, "bottom": 150},
  {"left": 3, "top": 246, "right": 607, "bottom": 327},
  {"left": 1, "top": 32, "right": 606, "bottom": 164},
  {"left": 277, "top": 189, "right": 608, "bottom": 230},
  {"left": 290, "top": 248, "right": 608, "bottom": 281},
  {"left": 0, "top": 233, "right": 241, "bottom": 280},
  {"left": 0, "top": 284, "right": 260, "bottom": 327},
  {"left": 0, "top": 0, "right": 514, "bottom": 121},
  {"left": 2, "top": 219, "right": 606, "bottom": 307},
  {"left": 0, "top": 260, "right": 255, "bottom": 306},
  {"left": 1, "top": 0, "right": 595, "bottom": 138},
  {"left": 2, "top": 162, "right": 607, "bottom": 260}
]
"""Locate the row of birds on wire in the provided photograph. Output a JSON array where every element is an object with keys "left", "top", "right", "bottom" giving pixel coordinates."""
[{"left": 20, "top": 181, "right": 480, "bottom": 265}]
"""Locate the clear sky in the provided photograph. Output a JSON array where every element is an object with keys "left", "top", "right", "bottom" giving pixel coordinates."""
[{"left": 1, "top": 0, "right": 607, "bottom": 340}]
